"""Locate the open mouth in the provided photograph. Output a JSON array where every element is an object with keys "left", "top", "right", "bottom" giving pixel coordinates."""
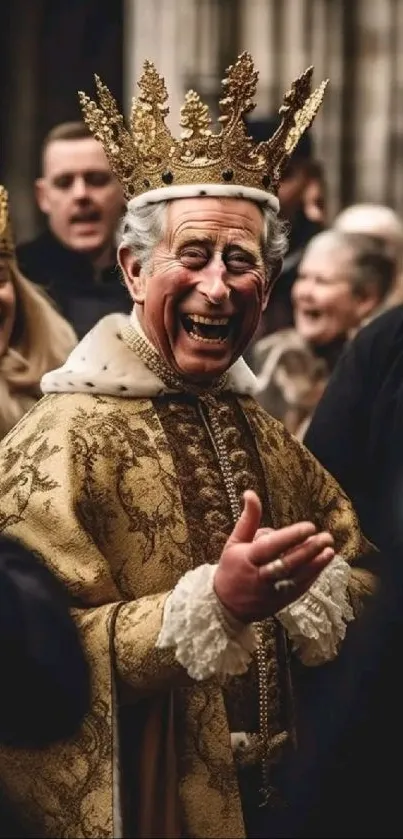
[
  {"left": 181, "top": 314, "right": 233, "bottom": 343},
  {"left": 300, "top": 308, "right": 322, "bottom": 321}
]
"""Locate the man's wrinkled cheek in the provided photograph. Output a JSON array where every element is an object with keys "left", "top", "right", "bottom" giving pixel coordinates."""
[{"left": 153, "top": 253, "right": 180, "bottom": 275}]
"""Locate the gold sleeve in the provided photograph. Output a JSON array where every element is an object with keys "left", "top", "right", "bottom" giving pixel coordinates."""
[{"left": 0, "top": 394, "right": 194, "bottom": 694}]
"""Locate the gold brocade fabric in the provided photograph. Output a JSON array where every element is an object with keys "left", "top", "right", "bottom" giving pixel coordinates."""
[{"left": 0, "top": 391, "right": 377, "bottom": 838}]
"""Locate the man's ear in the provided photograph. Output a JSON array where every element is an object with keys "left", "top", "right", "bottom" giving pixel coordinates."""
[
  {"left": 262, "top": 259, "right": 283, "bottom": 311},
  {"left": 35, "top": 178, "right": 50, "bottom": 214},
  {"left": 355, "top": 283, "right": 382, "bottom": 322},
  {"left": 118, "top": 246, "right": 145, "bottom": 303}
]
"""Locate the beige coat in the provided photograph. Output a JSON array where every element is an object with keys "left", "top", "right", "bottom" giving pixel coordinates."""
[{"left": 253, "top": 329, "right": 331, "bottom": 438}]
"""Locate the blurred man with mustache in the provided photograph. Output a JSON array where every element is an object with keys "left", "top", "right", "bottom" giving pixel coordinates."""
[{"left": 16, "top": 121, "right": 131, "bottom": 337}]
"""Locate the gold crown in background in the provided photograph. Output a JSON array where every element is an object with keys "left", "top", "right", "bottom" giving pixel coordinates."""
[
  {"left": 0, "top": 186, "right": 14, "bottom": 259},
  {"left": 79, "top": 52, "right": 328, "bottom": 203}
]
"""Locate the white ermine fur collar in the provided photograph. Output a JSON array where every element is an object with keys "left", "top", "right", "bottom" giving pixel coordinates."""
[{"left": 41, "top": 312, "right": 257, "bottom": 398}]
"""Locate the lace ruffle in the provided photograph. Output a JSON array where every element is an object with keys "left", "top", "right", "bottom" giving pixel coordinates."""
[
  {"left": 277, "top": 554, "right": 354, "bottom": 665},
  {"left": 156, "top": 564, "right": 257, "bottom": 682}
]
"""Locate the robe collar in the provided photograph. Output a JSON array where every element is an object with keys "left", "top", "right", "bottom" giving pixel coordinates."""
[{"left": 41, "top": 310, "right": 257, "bottom": 398}]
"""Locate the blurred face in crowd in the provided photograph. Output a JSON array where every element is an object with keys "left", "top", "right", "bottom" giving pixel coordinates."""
[
  {"left": 119, "top": 197, "right": 269, "bottom": 383},
  {"left": 36, "top": 138, "right": 124, "bottom": 258},
  {"left": 303, "top": 176, "right": 327, "bottom": 225},
  {"left": 278, "top": 161, "right": 311, "bottom": 220},
  {"left": 0, "top": 259, "right": 16, "bottom": 357},
  {"left": 292, "top": 236, "right": 375, "bottom": 346}
]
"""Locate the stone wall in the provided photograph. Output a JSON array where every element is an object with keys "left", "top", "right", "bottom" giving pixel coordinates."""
[{"left": 123, "top": 0, "right": 403, "bottom": 220}]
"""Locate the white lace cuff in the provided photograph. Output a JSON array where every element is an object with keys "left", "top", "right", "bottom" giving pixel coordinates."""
[
  {"left": 155, "top": 564, "right": 257, "bottom": 682},
  {"left": 277, "top": 555, "right": 354, "bottom": 666}
]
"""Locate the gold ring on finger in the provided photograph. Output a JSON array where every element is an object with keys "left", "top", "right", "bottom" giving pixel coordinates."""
[
  {"left": 273, "top": 578, "right": 297, "bottom": 593},
  {"left": 268, "top": 557, "right": 287, "bottom": 580}
]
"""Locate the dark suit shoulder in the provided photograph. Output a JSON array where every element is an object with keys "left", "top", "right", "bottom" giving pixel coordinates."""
[
  {"left": 15, "top": 232, "right": 56, "bottom": 284},
  {"left": 354, "top": 305, "right": 403, "bottom": 355},
  {"left": 0, "top": 534, "right": 90, "bottom": 747},
  {"left": 16, "top": 231, "right": 53, "bottom": 259}
]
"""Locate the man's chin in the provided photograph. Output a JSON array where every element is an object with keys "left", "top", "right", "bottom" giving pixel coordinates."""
[
  {"left": 173, "top": 355, "right": 235, "bottom": 385},
  {"left": 67, "top": 234, "right": 105, "bottom": 255}
]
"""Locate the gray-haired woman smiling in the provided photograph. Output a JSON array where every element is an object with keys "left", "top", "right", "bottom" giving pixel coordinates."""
[{"left": 253, "top": 228, "right": 395, "bottom": 438}]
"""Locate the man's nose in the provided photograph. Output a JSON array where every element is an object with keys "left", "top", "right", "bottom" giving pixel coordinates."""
[
  {"left": 71, "top": 177, "right": 89, "bottom": 200},
  {"left": 199, "top": 255, "right": 230, "bottom": 305},
  {"left": 294, "top": 276, "right": 313, "bottom": 301}
]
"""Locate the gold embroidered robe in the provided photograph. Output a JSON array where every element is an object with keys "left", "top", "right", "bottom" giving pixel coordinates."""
[{"left": 0, "top": 382, "right": 376, "bottom": 838}]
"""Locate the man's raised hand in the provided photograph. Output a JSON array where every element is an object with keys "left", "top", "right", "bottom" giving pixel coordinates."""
[{"left": 214, "top": 490, "right": 335, "bottom": 623}]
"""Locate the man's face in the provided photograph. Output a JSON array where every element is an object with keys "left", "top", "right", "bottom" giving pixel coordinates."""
[
  {"left": 36, "top": 138, "right": 124, "bottom": 256},
  {"left": 278, "top": 162, "right": 310, "bottom": 220},
  {"left": 119, "top": 197, "right": 269, "bottom": 383}
]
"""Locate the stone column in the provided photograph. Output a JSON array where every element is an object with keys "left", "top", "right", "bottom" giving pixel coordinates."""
[
  {"left": 3, "top": 0, "right": 45, "bottom": 241},
  {"left": 123, "top": 0, "right": 184, "bottom": 131},
  {"left": 238, "top": 0, "right": 279, "bottom": 114},
  {"left": 353, "top": 0, "right": 394, "bottom": 203},
  {"left": 310, "top": 0, "right": 344, "bottom": 217},
  {"left": 388, "top": 0, "right": 403, "bottom": 210}
]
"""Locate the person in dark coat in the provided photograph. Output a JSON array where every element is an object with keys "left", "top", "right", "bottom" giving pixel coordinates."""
[
  {"left": 16, "top": 121, "right": 131, "bottom": 338},
  {"left": 0, "top": 533, "right": 91, "bottom": 836},
  {"left": 302, "top": 304, "right": 403, "bottom": 837},
  {"left": 305, "top": 303, "right": 403, "bottom": 556}
]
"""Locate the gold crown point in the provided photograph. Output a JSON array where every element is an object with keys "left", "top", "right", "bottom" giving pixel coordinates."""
[
  {"left": 180, "top": 90, "right": 212, "bottom": 141},
  {"left": 79, "top": 52, "right": 328, "bottom": 203}
]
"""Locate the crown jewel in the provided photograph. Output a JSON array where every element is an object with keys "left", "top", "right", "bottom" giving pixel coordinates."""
[
  {"left": 78, "top": 52, "right": 328, "bottom": 205},
  {"left": 0, "top": 186, "right": 14, "bottom": 259}
]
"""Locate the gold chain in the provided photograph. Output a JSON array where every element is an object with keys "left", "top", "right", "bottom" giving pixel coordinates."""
[
  {"left": 123, "top": 325, "right": 272, "bottom": 805},
  {"left": 200, "top": 394, "right": 272, "bottom": 806},
  {"left": 121, "top": 323, "right": 229, "bottom": 396}
]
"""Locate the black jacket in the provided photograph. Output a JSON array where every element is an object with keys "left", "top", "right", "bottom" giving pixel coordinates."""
[
  {"left": 16, "top": 230, "right": 132, "bottom": 339},
  {"left": 303, "top": 305, "right": 403, "bottom": 837},
  {"left": 305, "top": 304, "right": 403, "bottom": 557},
  {"left": 0, "top": 534, "right": 90, "bottom": 746},
  {"left": 0, "top": 535, "right": 91, "bottom": 836}
]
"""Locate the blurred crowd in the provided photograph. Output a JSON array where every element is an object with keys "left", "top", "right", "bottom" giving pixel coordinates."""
[
  {"left": 2, "top": 102, "right": 403, "bottom": 838},
  {"left": 3, "top": 114, "right": 403, "bottom": 445}
]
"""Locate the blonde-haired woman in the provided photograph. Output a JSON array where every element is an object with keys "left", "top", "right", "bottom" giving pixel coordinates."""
[{"left": 0, "top": 186, "right": 77, "bottom": 439}]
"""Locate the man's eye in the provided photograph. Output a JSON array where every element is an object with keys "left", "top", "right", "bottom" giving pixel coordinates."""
[
  {"left": 225, "top": 253, "right": 255, "bottom": 272},
  {"left": 85, "top": 171, "right": 112, "bottom": 187},
  {"left": 180, "top": 249, "right": 209, "bottom": 263},
  {"left": 53, "top": 175, "right": 73, "bottom": 190}
]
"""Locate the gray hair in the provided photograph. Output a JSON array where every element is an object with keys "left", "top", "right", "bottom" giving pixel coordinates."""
[
  {"left": 304, "top": 228, "right": 396, "bottom": 303},
  {"left": 118, "top": 199, "right": 289, "bottom": 281}
]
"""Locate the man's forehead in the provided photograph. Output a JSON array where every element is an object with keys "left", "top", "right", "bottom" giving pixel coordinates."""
[
  {"left": 167, "top": 197, "right": 264, "bottom": 238},
  {"left": 43, "top": 137, "right": 110, "bottom": 176}
]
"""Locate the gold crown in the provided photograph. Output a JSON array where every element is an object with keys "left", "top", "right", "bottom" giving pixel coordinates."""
[
  {"left": 78, "top": 52, "right": 328, "bottom": 206},
  {"left": 0, "top": 186, "right": 14, "bottom": 259}
]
